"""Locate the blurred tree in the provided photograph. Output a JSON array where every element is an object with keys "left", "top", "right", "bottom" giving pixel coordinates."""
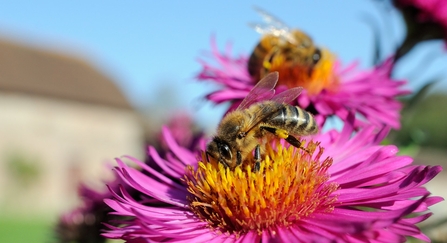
[{"left": 5, "top": 152, "right": 42, "bottom": 187}]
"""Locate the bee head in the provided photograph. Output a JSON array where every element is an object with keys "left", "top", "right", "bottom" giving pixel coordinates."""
[{"left": 206, "top": 137, "right": 234, "bottom": 169}]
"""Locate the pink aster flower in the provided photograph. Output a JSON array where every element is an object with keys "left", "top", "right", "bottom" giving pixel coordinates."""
[
  {"left": 156, "top": 112, "right": 203, "bottom": 154},
  {"left": 393, "top": 0, "right": 447, "bottom": 59},
  {"left": 197, "top": 39, "right": 409, "bottom": 129},
  {"left": 55, "top": 176, "right": 122, "bottom": 243},
  {"left": 103, "top": 116, "right": 442, "bottom": 242},
  {"left": 56, "top": 113, "right": 203, "bottom": 243}
]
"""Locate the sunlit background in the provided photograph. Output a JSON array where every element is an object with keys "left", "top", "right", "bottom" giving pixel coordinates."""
[{"left": 0, "top": 0, "right": 446, "bottom": 242}]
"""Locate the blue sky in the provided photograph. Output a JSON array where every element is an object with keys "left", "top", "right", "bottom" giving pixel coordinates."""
[{"left": 1, "top": 0, "right": 446, "bottom": 129}]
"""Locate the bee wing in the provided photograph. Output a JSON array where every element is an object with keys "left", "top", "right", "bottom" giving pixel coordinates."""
[
  {"left": 249, "top": 6, "right": 296, "bottom": 44},
  {"left": 237, "top": 72, "right": 279, "bottom": 110},
  {"left": 243, "top": 100, "right": 284, "bottom": 132},
  {"left": 244, "top": 86, "right": 302, "bottom": 132},
  {"left": 248, "top": 23, "right": 292, "bottom": 40},
  {"left": 237, "top": 72, "right": 297, "bottom": 134},
  {"left": 252, "top": 6, "right": 290, "bottom": 31},
  {"left": 271, "top": 87, "right": 303, "bottom": 105}
]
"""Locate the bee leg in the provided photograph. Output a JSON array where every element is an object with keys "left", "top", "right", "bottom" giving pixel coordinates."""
[
  {"left": 236, "top": 151, "right": 242, "bottom": 166},
  {"left": 284, "top": 135, "right": 302, "bottom": 148},
  {"left": 285, "top": 135, "right": 310, "bottom": 154},
  {"left": 254, "top": 145, "right": 261, "bottom": 172},
  {"left": 260, "top": 126, "right": 288, "bottom": 139},
  {"left": 218, "top": 159, "right": 230, "bottom": 169},
  {"left": 261, "top": 126, "right": 310, "bottom": 153}
]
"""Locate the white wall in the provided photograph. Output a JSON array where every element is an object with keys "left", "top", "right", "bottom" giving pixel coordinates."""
[{"left": 0, "top": 93, "right": 145, "bottom": 218}]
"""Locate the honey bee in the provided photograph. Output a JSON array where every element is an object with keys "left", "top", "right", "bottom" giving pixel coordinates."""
[
  {"left": 248, "top": 7, "right": 322, "bottom": 84},
  {"left": 206, "top": 72, "right": 318, "bottom": 172}
]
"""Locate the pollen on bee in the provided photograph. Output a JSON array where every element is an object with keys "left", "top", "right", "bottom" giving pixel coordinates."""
[
  {"left": 184, "top": 140, "right": 338, "bottom": 235},
  {"left": 262, "top": 60, "right": 272, "bottom": 70},
  {"left": 268, "top": 48, "right": 339, "bottom": 95},
  {"left": 274, "top": 129, "right": 289, "bottom": 139}
]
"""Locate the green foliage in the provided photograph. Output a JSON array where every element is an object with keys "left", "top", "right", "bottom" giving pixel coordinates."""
[{"left": 391, "top": 92, "right": 447, "bottom": 149}]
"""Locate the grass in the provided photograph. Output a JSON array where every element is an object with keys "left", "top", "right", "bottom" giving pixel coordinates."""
[
  {"left": 0, "top": 216, "right": 54, "bottom": 243},
  {"left": 0, "top": 215, "right": 124, "bottom": 243}
]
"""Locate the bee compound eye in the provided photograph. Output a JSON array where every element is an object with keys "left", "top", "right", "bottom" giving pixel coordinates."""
[
  {"left": 218, "top": 143, "right": 232, "bottom": 161},
  {"left": 313, "top": 49, "right": 321, "bottom": 64}
]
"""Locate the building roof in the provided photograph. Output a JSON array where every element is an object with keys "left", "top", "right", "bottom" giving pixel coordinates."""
[{"left": 0, "top": 38, "right": 132, "bottom": 109}]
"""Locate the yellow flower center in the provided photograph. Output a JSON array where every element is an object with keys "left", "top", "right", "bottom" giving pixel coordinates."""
[
  {"left": 184, "top": 141, "right": 338, "bottom": 237},
  {"left": 269, "top": 49, "right": 339, "bottom": 95}
]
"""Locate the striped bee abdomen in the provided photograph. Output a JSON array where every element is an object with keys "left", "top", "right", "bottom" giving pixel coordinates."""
[{"left": 267, "top": 105, "right": 318, "bottom": 136}]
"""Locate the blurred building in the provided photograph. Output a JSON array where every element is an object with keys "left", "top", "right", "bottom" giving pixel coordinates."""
[{"left": 0, "top": 38, "right": 145, "bottom": 218}]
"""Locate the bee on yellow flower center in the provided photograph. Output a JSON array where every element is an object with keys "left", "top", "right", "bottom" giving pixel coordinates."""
[{"left": 184, "top": 141, "right": 338, "bottom": 237}]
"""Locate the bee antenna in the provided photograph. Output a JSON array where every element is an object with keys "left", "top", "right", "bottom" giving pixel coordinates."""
[{"left": 205, "top": 151, "right": 212, "bottom": 162}]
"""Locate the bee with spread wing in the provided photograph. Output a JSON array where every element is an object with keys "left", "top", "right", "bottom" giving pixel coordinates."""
[
  {"left": 206, "top": 72, "right": 318, "bottom": 171},
  {"left": 248, "top": 7, "right": 322, "bottom": 85}
]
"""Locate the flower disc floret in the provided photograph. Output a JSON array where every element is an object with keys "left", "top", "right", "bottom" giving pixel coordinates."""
[{"left": 185, "top": 141, "right": 338, "bottom": 237}]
